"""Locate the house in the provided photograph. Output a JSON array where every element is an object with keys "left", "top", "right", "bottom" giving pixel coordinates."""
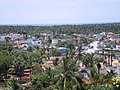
[
  {"left": 112, "top": 45, "right": 120, "bottom": 50},
  {"left": 15, "top": 37, "right": 42, "bottom": 49},
  {"left": 57, "top": 47, "right": 67, "bottom": 53},
  {"left": 100, "top": 32, "right": 106, "bottom": 36},
  {"left": 27, "top": 37, "right": 42, "bottom": 46},
  {"left": 107, "top": 32, "right": 115, "bottom": 35},
  {"left": 116, "top": 45, "right": 120, "bottom": 49},
  {"left": 32, "top": 40, "right": 42, "bottom": 46},
  {"left": 18, "top": 40, "right": 28, "bottom": 48},
  {"left": 0, "top": 35, "right": 6, "bottom": 43},
  {"left": 83, "top": 41, "right": 101, "bottom": 53},
  {"left": 5, "top": 33, "right": 21, "bottom": 41},
  {"left": 27, "top": 37, "right": 38, "bottom": 45},
  {"left": 52, "top": 39, "right": 59, "bottom": 45},
  {"left": 11, "top": 34, "right": 21, "bottom": 40}
]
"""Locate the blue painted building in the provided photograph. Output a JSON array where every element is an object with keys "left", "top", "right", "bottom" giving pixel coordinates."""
[{"left": 57, "top": 47, "right": 67, "bottom": 53}]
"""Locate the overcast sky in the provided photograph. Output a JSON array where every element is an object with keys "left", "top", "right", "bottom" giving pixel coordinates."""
[{"left": 0, "top": 0, "right": 120, "bottom": 25}]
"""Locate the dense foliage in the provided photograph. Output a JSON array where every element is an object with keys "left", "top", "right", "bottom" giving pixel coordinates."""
[
  {"left": 0, "top": 23, "right": 120, "bottom": 35},
  {"left": 0, "top": 42, "right": 119, "bottom": 90}
]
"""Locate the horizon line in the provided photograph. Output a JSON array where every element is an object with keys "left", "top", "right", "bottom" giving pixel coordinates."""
[{"left": 0, "top": 22, "right": 120, "bottom": 26}]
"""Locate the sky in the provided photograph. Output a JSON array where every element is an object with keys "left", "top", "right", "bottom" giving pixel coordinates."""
[{"left": 0, "top": 0, "right": 120, "bottom": 25}]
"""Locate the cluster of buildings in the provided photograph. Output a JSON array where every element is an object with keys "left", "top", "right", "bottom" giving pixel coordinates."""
[
  {"left": 80, "top": 32, "right": 120, "bottom": 77},
  {"left": 0, "top": 33, "right": 42, "bottom": 49},
  {"left": 82, "top": 32, "right": 120, "bottom": 53},
  {"left": 1, "top": 32, "right": 120, "bottom": 52},
  {"left": 1, "top": 32, "right": 120, "bottom": 77}
]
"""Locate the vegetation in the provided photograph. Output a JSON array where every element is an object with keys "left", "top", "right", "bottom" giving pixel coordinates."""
[
  {"left": 0, "top": 22, "right": 120, "bottom": 89},
  {"left": 0, "top": 23, "right": 120, "bottom": 35},
  {"left": 0, "top": 42, "right": 119, "bottom": 90}
]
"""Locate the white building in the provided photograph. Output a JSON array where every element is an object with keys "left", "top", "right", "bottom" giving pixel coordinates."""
[
  {"left": 100, "top": 32, "right": 106, "bottom": 36},
  {"left": 116, "top": 45, "right": 120, "bottom": 49},
  {"left": 32, "top": 40, "right": 42, "bottom": 46},
  {"left": 52, "top": 39, "right": 58, "bottom": 45},
  {"left": 0, "top": 35, "right": 6, "bottom": 42},
  {"left": 84, "top": 41, "right": 101, "bottom": 53}
]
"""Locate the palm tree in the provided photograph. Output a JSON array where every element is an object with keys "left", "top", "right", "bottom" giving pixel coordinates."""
[
  {"left": 0, "top": 51, "right": 14, "bottom": 80},
  {"left": 52, "top": 53, "right": 85, "bottom": 90},
  {"left": 83, "top": 63, "right": 115, "bottom": 90},
  {"left": 110, "top": 51, "right": 115, "bottom": 66},
  {"left": 6, "top": 79, "right": 22, "bottom": 90},
  {"left": 75, "top": 45, "right": 83, "bottom": 67}
]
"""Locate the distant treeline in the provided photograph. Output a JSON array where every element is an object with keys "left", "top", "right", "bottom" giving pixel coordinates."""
[{"left": 0, "top": 23, "right": 120, "bottom": 35}]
